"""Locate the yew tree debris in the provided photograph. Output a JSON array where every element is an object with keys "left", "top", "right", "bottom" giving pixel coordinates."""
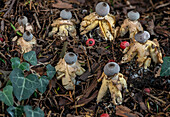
[
  {"left": 119, "top": 11, "right": 143, "bottom": 40},
  {"left": 97, "top": 62, "right": 127, "bottom": 105}
]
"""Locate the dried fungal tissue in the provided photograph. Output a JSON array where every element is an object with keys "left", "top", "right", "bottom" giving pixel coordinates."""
[
  {"left": 17, "top": 31, "right": 36, "bottom": 53},
  {"left": 48, "top": 10, "right": 77, "bottom": 40},
  {"left": 119, "top": 11, "right": 143, "bottom": 40},
  {"left": 97, "top": 62, "right": 127, "bottom": 105},
  {"left": 121, "top": 31, "right": 163, "bottom": 69},
  {"left": 55, "top": 52, "right": 85, "bottom": 90},
  {"left": 80, "top": 2, "right": 119, "bottom": 41}
]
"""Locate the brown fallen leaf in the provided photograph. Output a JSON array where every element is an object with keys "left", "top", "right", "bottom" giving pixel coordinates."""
[
  {"left": 116, "top": 105, "right": 139, "bottom": 117},
  {"left": 52, "top": 0, "right": 72, "bottom": 9}
]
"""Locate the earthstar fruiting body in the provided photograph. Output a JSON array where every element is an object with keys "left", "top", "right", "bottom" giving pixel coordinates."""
[
  {"left": 121, "top": 31, "right": 163, "bottom": 69},
  {"left": 97, "top": 62, "right": 127, "bottom": 105},
  {"left": 80, "top": 2, "right": 118, "bottom": 41},
  {"left": 55, "top": 52, "right": 85, "bottom": 90},
  {"left": 119, "top": 11, "right": 143, "bottom": 39},
  {"left": 16, "top": 16, "right": 33, "bottom": 33},
  {"left": 48, "top": 10, "right": 77, "bottom": 40},
  {"left": 17, "top": 31, "right": 36, "bottom": 53}
]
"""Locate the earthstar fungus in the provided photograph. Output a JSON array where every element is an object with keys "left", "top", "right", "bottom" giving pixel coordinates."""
[
  {"left": 17, "top": 31, "right": 36, "bottom": 53},
  {"left": 80, "top": 2, "right": 118, "bottom": 41},
  {"left": 48, "top": 10, "right": 77, "bottom": 40},
  {"left": 119, "top": 11, "right": 143, "bottom": 40},
  {"left": 121, "top": 31, "right": 163, "bottom": 69},
  {"left": 16, "top": 16, "right": 33, "bottom": 33},
  {"left": 97, "top": 62, "right": 127, "bottom": 105},
  {"left": 55, "top": 52, "right": 85, "bottom": 90}
]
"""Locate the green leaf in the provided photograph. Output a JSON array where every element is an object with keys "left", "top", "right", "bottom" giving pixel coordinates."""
[
  {"left": 37, "top": 76, "right": 49, "bottom": 93},
  {"left": 19, "top": 62, "right": 30, "bottom": 71},
  {"left": 9, "top": 68, "right": 39, "bottom": 101},
  {"left": 0, "top": 58, "right": 5, "bottom": 64},
  {"left": 10, "top": 23, "right": 22, "bottom": 36},
  {"left": 0, "top": 85, "right": 13, "bottom": 106},
  {"left": 160, "top": 57, "right": 170, "bottom": 76},
  {"left": 23, "top": 51, "right": 37, "bottom": 65},
  {"left": 11, "top": 57, "right": 20, "bottom": 69},
  {"left": 7, "top": 106, "right": 24, "bottom": 117},
  {"left": 24, "top": 105, "right": 44, "bottom": 117},
  {"left": 46, "top": 64, "right": 56, "bottom": 80}
]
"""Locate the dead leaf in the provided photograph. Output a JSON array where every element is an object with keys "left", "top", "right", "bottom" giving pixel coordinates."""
[
  {"left": 52, "top": 0, "right": 72, "bottom": 9},
  {"left": 116, "top": 105, "right": 139, "bottom": 117}
]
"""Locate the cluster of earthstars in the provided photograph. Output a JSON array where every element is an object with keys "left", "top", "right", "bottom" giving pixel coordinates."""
[{"left": 14, "top": 2, "right": 163, "bottom": 105}]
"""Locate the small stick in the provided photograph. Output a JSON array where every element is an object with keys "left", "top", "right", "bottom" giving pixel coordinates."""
[
  {"left": 60, "top": 42, "right": 68, "bottom": 58},
  {"left": 1, "top": 0, "right": 16, "bottom": 31},
  {"left": 47, "top": 111, "right": 52, "bottom": 117},
  {"left": 30, "top": 0, "right": 32, "bottom": 10},
  {"left": 134, "top": 88, "right": 166, "bottom": 105},
  {"left": 33, "top": 13, "right": 41, "bottom": 29}
]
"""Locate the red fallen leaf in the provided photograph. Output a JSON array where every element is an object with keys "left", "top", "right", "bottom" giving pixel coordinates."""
[
  {"left": 100, "top": 113, "right": 109, "bottom": 117},
  {"left": 120, "top": 41, "right": 129, "bottom": 49},
  {"left": 52, "top": 0, "right": 72, "bottom": 9},
  {"left": 86, "top": 38, "right": 95, "bottom": 46}
]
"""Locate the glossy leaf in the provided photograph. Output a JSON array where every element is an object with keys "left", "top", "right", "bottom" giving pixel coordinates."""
[
  {"left": 37, "top": 76, "right": 49, "bottom": 93},
  {"left": 0, "top": 85, "right": 13, "bottom": 106},
  {"left": 23, "top": 51, "right": 37, "bottom": 65},
  {"left": 11, "top": 57, "right": 20, "bottom": 69},
  {"left": 160, "top": 57, "right": 170, "bottom": 76},
  {"left": 7, "top": 106, "right": 24, "bottom": 117},
  {"left": 9, "top": 68, "right": 39, "bottom": 101},
  {"left": 19, "top": 62, "right": 30, "bottom": 71},
  {"left": 24, "top": 105, "right": 44, "bottom": 117},
  {"left": 46, "top": 64, "right": 56, "bottom": 80}
]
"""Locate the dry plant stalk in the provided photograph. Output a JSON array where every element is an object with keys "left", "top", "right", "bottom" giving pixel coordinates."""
[
  {"left": 55, "top": 58, "right": 85, "bottom": 90},
  {"left": 121, "top": 39, "right": 163, "bottom": 69},
  {"left": 97, "top": 72, "right": 127, "bottom": 105}
]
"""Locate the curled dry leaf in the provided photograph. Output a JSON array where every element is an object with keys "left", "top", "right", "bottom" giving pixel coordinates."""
[
  {"left": 80, "top": 12, "right": 117, "bottom": 41},
  {"left": 17, "top": 36, "right": 36, "bottom": 53},
  {"left": 119, "top": 18, "right": 143, "bottom": 39},
  {"left": 97, "top": 72, "right": 127, "bottom": 105},
  {"left": 55, "top": 58, "right": 85, "bottom": 90},
  {"left": 52, "top": 0, "right": 72, "bottom": 9},
  {"left": 49, "top": 18, "right": 77, "bottom": 40},
  {"left": 121, "top": 39, "right": 163, "bottom": 69}
]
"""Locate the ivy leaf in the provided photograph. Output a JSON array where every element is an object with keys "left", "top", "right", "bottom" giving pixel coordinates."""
[
  {"left": 9, "top": 68, "right": 39, "bottom": 101},
  {"left": 160, "top": 57, "right": 170, "bottom": 76},
  {"left": 7, "top": 106, "right": 24, "bottom": 117},
  {"left": 24, "top": 105, "right": 44, "bottom": 117},
  {"left": 19, "top": 62, "right": 30, "bottom": 71},
  {"left": 0, "top": 85, "right": 13, "bottom": 106},
  {"left": 37, "top": 76, "right": 49, "bottom": 93},
  {"left": 46, "top": 64, "right": 56, "bottom": 80},
  {"left": 23, "top": 51, "right": 37, "bottom": 65},
  {"left": 11, "top": 57, "right": 20, "bottom": 69}
]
